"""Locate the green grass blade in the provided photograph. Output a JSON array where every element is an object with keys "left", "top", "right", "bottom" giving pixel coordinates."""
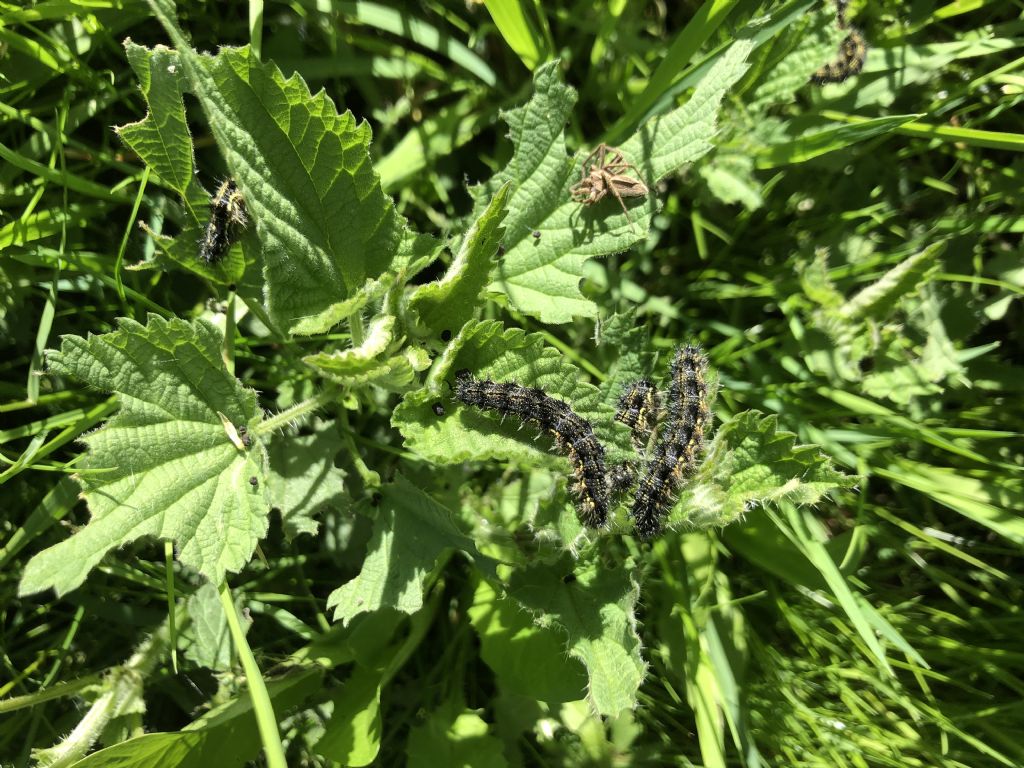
[
  {"left": 340, "top": 1, "right": 497, "bottom": 86},
  {"left": 482, "top": 0, "right": 551, "bottom": 70},
  {"left": 605, "top": 0, "right": 740, "bottom": 143},
  {"left": 879, "top": 462, "right": 1024, "bottom": 545},
  {"left": 822, "top": 110, "right": 1024, "bottom": 152},
  {"left": 776, "top": 504, "right": 894, "bottom": 675},
  {"left": 755, "top": 115, "right": 921, "bottom": 167},
  {"left": 0, "top": 476, "right": 79, "bottom": 570},
  {"left": 219, "top": 580, "right": 286, "bottom": 768},
  {"left": 377, "top": 95, "right": 495, "bottom": 192},
  {"left": 249, "top": 0, "right": 264, "bottom": 59},
  {"left": 0, "top": 140, "right": 129, "bottom": 202}
]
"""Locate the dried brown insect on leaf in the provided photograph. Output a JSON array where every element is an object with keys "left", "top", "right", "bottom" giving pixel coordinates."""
[{"left": 569, "top": 143, "right": 649, "bottom": 232}]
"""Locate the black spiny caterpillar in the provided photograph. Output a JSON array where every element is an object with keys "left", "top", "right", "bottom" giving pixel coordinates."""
[
  {"left": 607, "top": 379, "right": 660, "bottom": 496},
  {"left": 199, "top": 179, "right": 247, "bottom": 263},
  {"left": 630, "top": 346, "right": 710, "bottom": 540},
  {"left": 811, "top": 0, "right": 867, "bottom": 85},
  {"left": 811, "top": 29, "right": 867, "bottom": 84},
  {"left": 615, "top": 379, "right": 659, "bottom": 452},
  {"left": 454, "top": 371, "right": 609, "bottom": 528}
]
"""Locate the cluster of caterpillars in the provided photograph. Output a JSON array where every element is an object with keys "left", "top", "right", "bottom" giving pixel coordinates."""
[
  {"left": 624, "top": 346, "right": 711, "bottom": 539},
  {"left": 452, "top": 345, "right": 710, "bottom": 540},
  {"left": 811, "top": 0, "right": 868, "bottom": 85}
]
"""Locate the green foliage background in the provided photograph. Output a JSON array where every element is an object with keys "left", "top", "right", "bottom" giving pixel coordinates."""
[{"left": 1, "top": 0, "right": 1022, "bottom": 766}]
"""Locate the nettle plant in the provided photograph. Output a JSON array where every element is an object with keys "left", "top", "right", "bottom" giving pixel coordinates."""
[{"left": 20, "top": 0, "right": 851, "bottom": 752}]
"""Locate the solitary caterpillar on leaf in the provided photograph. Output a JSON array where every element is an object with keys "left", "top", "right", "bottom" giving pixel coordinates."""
[
  {"left": 811, "top": 0, "right": 867, "bottom": 85},
  {"left": 811, "top": 29, "right": 867, "bottom": 84},
  {"left": 199, "top": 179, "right": 247, "bottom": 263}
]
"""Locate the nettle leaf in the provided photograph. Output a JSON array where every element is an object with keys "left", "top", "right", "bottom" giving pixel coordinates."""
[
  {"left": 396, "top": 228, "right": 446, "bottom": 281},
  {"left": 490, "top": 469, "right": 559, "bottom": 530},
  {"left": 859, "top": 355, "right": 944, "bottom": 404},
  {"left": 595, "top": 311, "right": 656, "bottom": 418},
  {"left": 316, "top": 664, "right": 385, "bottom": 766},
  {"left": 861, "top": 284, "right": 966, "bottom": 405},
  {"left": 799, "top": 247, "right": 845, "bottom": 309},
  {"left": 117, "top": 41, "right": 195, "bottom": 201},
  {"left": 406, "top": 699, "right": 507, "bottom": 768},
  {"left": 147, "top": 0, "right": 407, "bottom": 336},
  {"left": 699, "top": 152, "right": 764, "bottom": 210},
  {"left": 116, "top": 40, "right": 245, "bottom": 284},
  {"left": 747, "top": 10, "right": 843, "bottom": 111},
  {"left": 19, "top": 315, "right": 268, "bottom": 598},
  {"left": 675, "top": 410, "right": 853, "bottom": 532},
  {"left": 328, "top": 475, "right": 500, "bottom": 625},
  {"left": 185, "top": 581, "right": 250, "bottom": 672},
  {"left": 799, "top": 243, "right": 945, "bottom": 385},
  {"left": 508, "top": 558, "right": 645, "bottom": 716},
  {"left": 267, "top": 425, "right": 347, "bottom": 541},
  {"left": 476, "top": 41, "right": 752, "bottom": 323},
  {"left": 468, "top": 579, "right": 587, "bottom": 703},
  {"left": 393, "top": 319, "right": 633, "bottom": 467},
  {"left": 408, "top": 182, "right": 511, "bottom": 336},
  {"left": 468, "top": 469, "right": 585, "bottom": 563},
  {"left": 304, "top": 315, "right": 396, "bottom": 378},
  {"left": 140, "top": 218, "right": 249, "bottom": 286},
  {"left": 305, "top": 320, "right": 431, "bottom": 390}
]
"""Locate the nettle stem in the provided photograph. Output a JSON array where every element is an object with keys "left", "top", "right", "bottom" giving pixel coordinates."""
[
  {"left": 349, "top": 312, "right": 366, "bottom": 347},
  {"left": 256, "top": 385, "right": 343, "bottom": 435},
  {"left": 32, "top": 612, "right": 182, "bottom": 767}
]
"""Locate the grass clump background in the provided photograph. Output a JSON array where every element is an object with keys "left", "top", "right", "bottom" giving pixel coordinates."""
[{"left": 1, "top": 0, "right": 1022, "bottom": 766}]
